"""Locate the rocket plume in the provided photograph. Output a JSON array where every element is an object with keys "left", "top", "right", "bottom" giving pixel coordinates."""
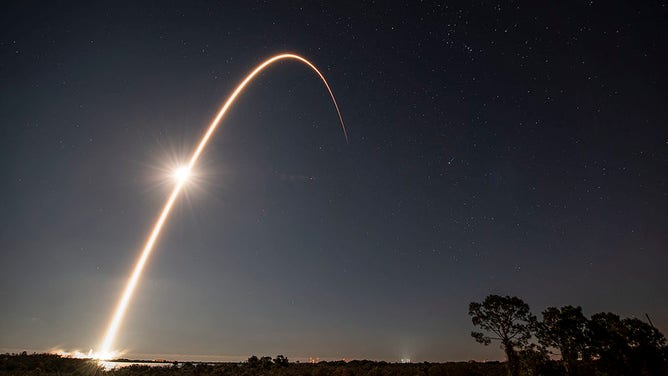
[{"left": 97, "top": 53, "right": 347, "bottom": 358}]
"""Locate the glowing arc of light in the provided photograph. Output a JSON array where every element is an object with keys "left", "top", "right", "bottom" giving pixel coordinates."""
[{"left": 97, "top": 53, "right": 348, "bottom": 358}]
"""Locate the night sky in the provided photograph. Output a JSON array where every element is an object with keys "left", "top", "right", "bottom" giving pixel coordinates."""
[{"left": 1, "top": 1, "right": 667, "bottom": 363}]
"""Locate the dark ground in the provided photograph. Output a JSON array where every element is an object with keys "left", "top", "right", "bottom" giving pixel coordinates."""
[
  {"left": 0, "top": 352, "right": 525, "bottom": 376},
  {"left": 5, "top": 352, "right": 668, "bottom": 376}
]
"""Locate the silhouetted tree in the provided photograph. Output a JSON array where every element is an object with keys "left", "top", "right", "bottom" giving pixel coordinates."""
[
  {"left": 537, "top": 305, "right": 588, "bottom": 375},
  {"left": 586, "top": 312, "right": 630, "bottom": 375},
  {"left": 274, "top": 355, "right": 289, "bottom": 367},
  {"left": 517, "top": 343, "right": 551, "bottom": 376},
  {"left": 260, "top": 356, "right": 273, "bottom": 369},
  {"left": 586, "top": 312, "right": 667, "bottom": 376},
  {"left": 246, "top": 355, "right": 260, "bottom": 368},
  {"left": 469, "top": 295, "right": 536, "bottom": 376},
  {"left": 623, "top": 317, "right": 667, "bottom": 374}
]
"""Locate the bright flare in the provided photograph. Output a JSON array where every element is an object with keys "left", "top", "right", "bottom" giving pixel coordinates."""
[
  {"left": 50, "top": 348, "right": 123, "bottom": 361},
  {"left": 96, "top": 53, "right": 347, "bottom": 358},
  {"left": 173, "top": 166, "right": 190, "bottom": 183}
]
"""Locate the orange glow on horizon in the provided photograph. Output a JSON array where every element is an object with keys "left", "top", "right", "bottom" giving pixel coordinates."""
[{"left": 97, "top": 53, "right": 347, "bottom": 357}]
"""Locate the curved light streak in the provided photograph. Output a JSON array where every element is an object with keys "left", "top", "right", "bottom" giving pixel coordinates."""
[{"left": 97, "top": 53, "right": 348, "bottom": 357}]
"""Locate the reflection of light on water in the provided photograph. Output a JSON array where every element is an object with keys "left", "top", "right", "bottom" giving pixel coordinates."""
[
  {"left": 50, "top": 348, "right": 93, "bottom": 359},
  {"left": 99, "top": 361, "right": 172, "bottom": 371},
  {"left": 50, "top": 348, "right": 124, "bottom": 361}
]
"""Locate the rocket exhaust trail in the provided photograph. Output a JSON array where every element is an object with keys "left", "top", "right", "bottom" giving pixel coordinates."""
[{"left": 97, "top": 54, "right": 347, "bottom": 358}]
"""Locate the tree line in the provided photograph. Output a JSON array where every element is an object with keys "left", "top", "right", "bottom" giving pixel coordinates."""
[
  {"left": 2, "top": 295, "right": 666, "bottom": 376},
  {"left": 469, "top": 294, "right": 668, "bottom": 376}
]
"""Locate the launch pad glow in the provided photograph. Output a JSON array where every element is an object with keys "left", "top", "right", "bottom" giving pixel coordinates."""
[{"left": 96, "top": 54, "right": 347, "bottom": 359}]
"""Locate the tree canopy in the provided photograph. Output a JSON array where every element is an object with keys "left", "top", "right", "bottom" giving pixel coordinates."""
[{"left": 469, "top": 295, "right": 537, "bottom": 376}]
